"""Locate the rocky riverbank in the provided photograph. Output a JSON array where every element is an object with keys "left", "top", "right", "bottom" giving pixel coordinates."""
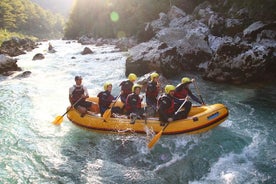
[{"left": 125, "top": 3, "right": 276, "bottom": 84}]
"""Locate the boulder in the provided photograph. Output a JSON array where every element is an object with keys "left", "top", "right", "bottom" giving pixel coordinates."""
[
  {"left": 0, "top": 37, "right": 37, "bottom": 57},
  {"left": 0, "top": 54, "right": 21, "bottom": 75},
  {"left": 126, "top": 40, "right": 181, "bottom": 78},
  {"left": 81, "top": 47, "right": 93, "bottom": 55},
  {"left": 32, "top": 53, "right": 45, "bottom": 60}
]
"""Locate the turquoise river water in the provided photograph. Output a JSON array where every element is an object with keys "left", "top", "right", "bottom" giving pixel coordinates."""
[{"left": 0, "top": 40, "right": 275, "bottom": 184}]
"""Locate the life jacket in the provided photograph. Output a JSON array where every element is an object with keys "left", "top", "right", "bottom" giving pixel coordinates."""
[
  {"left": 119, "top": 80, "right": 133, "bottom": 98},
  {"left": 125, "top": 93, "right": 141, "bottom": 112},
  {"left": 97, "top": 91, "right": 114, "bottom": 107},
  {"left": 158, "top": 94, "right": 174, "bottom": 115},
  {"left": 146, "top": 81, "right": 159, "bottom": 98},
  {"left": 174, "top": 84, "right": 188, "bottom": 99},
  {"left": 72, "top": 85, "right": 84, "bottom": 103}
]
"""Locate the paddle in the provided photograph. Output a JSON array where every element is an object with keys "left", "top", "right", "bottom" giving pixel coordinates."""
[
  {"left": 193, "top": 79, "right": 205, "bottom": 105},
  {"left": 103, "top": 95, "right": 121, "bottom": 121},
  {"left": 148, "top": 98, "right": 188, "bottom": 149},
  {"left": 52, "top": 97, "right": 82, "bottom": 125}
]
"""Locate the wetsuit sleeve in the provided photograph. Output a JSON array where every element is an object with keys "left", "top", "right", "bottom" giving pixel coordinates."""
[
  {"left": 187, "top": 88, "right": 202, "bottom": 104},
  {"left": 175, "top": 83, "right": 184, "bottom": 92}
]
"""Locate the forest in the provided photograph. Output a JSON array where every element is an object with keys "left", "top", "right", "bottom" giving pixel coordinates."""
[{"left": 0, "top": 0, "right": 64, "bottom": 41}]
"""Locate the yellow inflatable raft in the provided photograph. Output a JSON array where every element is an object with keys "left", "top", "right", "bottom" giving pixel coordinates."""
[{"left": 66, "top": 97, "right": 229, "bottom": 135}]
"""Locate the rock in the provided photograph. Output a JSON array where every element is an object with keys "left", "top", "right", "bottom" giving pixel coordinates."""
[
  {"left": 32, "top": 53, "right": 45, "bottom": 60},
  {"left": 126, "top": 40, "right": 181, "bottom": 78},
  {"left": 243, "top": 21, "right": 276, "bottom": 41},
  {"left": 13, "top": 71, "right": 32, "bottom": 79},
  {"left": 0, "top": 37, "right": 37, "bottom": 57},
  {"left": 204, "top": 41, "right": 276, "bottom": 83},
  {"left": 0, "top": 54, "right": 21, "bottom": 75},
  {"left": 81, "top": 47, "right": 93, "bottom": 55}
]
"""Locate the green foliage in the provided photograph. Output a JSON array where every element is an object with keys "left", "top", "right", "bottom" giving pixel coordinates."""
[
  {"left": 0, "top": 29, "right": 37, "bottom": 45},
  {"left": 64, "top": 0, "right": 173, "bottom": 39},
  {"left": 0, "top": 0, "right": 65, "bottom": 39}
]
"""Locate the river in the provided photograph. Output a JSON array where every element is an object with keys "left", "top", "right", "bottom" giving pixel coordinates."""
[{"left": 0, "top": 40, "right": 275, "bottom": 184}]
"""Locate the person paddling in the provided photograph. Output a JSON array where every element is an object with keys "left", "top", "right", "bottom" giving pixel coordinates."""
[
  {"left": 174, "top": 77, "right": 204, "bottom": 119},
  {"left": 119, "top": 73, "right": 137, "bottom": 104},
  {"left": 158, "top": 85, "right": 188, "bottom": 126},
  {"left": 145, "top": 72, "right": 160, "bottom": 115},
  {"left": 97, "top": 82, "right": 121, "bottom": 117},
  {"left": 69, "top": 76, "right": 93, "bottom": 117},
  {"left": 125, "top": 84, "right": 145, "bottom": 124}
]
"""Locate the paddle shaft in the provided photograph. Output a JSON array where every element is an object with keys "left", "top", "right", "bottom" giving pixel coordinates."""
[
  {"left": 110, "top": 94, "right": 121, "bottom": 110},
  {"left": 103, "top": 94, "right": 121, "bottom": 121},
  {"left": 52, "top": 97, "right": 83, "bottom": 125},
  {"left": 62, "top": 97, "right": 83, "bottom": 117},
  {"left": 148, "top": 99, "right": 188, "bottom": 149},
  {"left": 193, "top": 80, "right": 205, "bottom": 104},
  {"left": 175, "top": 98, "right": 188, "bottom": 114}
]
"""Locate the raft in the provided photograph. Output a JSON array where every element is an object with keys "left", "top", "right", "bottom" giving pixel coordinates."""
[{"left": 67, "top": 97, "right": 229, "bottom": 135}]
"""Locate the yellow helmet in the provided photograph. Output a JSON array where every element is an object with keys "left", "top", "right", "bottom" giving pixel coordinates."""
[
  {"left": 128, "top": 73, "right": 137, "bottom": 82},
  {"left": 132, "top": 84, "right": 142, "bottom": 92},
  {"left": 181, "top": 77, "right": 192, "bottom": 84},
  {"left": 104, "top": 82, "right": 112, "bottom": 90},
  {"left": 150, "top": 72, "right": 159, "bottom": 81},
  {"left": 165, "top": 85, "right": 175, "bottom": 94}
]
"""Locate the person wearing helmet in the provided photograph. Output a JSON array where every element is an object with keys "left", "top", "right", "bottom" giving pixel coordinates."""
[
  {"left": 158, "top": 84, "right": 189, "bottom": 125},
  {"left": 158, "top": 85, "right": 178, "bottom": 125},
  {"left": 125, "top": 84, "right": 145, "bottom": 124},
  {"left": 69, "top": 76, "right": 93, "bottom": 117},
  {"left": 97, "top": 82, "right": 121, "bottom": 116},
  {"left": 174, "top": 77, "right": 203, "bottom": 118},
  {"left": 119, "top": 73, "right": 137, "bottom": 104},
  {"left": 146, "top": 72, "right": 160, "bottom": 112}
]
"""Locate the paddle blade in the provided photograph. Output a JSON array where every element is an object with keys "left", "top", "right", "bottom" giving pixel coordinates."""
[
  {"left": 52, "top": 116, "right": 63, "bottom": 125},
  {"left": 103, "top": 109, "right": 111, "bottom": 121},
  {"left": 148, "top": 130, "right": 163, "bottom": 149}
]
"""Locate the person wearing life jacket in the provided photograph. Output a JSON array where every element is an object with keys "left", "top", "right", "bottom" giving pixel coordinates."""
[
  {"left": 48, "top": 42, "right": 53, "bottom": 51},
  {"left": 125, "top": 84, "right": 145, "bottom": 123},
  {"left": 119, "top": 73, "right": 137, "bottom": 104},
  {"left": 158, "top": 85, "right": 188, "bottom": 126},
  {"left": 174, "top": 77, "right": 203, "bottom": 118},
  {"left": 97, "top": 82, "right": 122, "bottom": 116},
  {"left": 146, "top": 72, "right": 160, "bottom": 110},
  {"left": 69, "top": 76, "right": 93, "bottom": 117},
  {"left": 48, "top": 42, "right": 56, "bottom": 53}
]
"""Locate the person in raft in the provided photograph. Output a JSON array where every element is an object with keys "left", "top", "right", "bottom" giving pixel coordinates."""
[
  {"left": 174, "top": 77, "right": 204, "bottom": 119},
  {"left": 145, "top": 72, "right": 160, "bottom": 114},
  {"left": 119, "top": 73, "right": 137, "bottom": 104},
  {"left": 125, "top": 84, "right": 145, "bottom": 124},
  {"left": 158, "top": 85, "right": 188, "bottom": 126},
  {"left": 69, "top": 76, "right": 93, "bottom": 117},
  {"left": 97, "top": 82, "right": 122, "bottom": 116}
]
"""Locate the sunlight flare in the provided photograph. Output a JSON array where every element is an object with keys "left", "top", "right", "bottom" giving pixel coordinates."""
[{"left": 110, "top": 11, "right": 119, "bottom": 22}]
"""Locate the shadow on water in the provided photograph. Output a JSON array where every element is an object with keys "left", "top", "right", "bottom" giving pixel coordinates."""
[{"left": 240, "top": 84, "right": 276, "bottom": 110}]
